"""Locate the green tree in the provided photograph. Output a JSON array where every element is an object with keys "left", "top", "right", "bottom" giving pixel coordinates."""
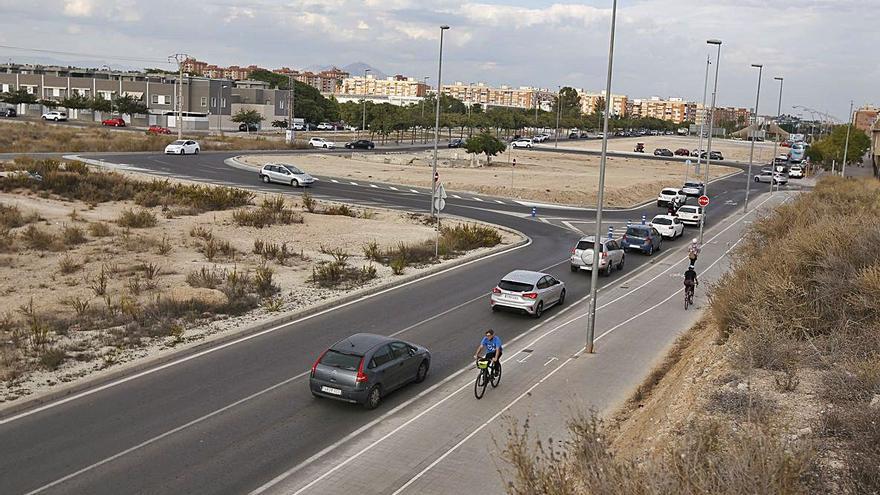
[
  {"left": 113, "top": 95, "right": 147, "bottom": 119},
  {"left": 558, "top": 87, "right": 581, "bottom": 118},
  {"left": 89, "top": 96, "right": 111, "bottom": 113},
  {"left": 465, "top": 132, "right": 506, "bottom": 165},
  {"left": 271, "top": 119, "right": 288, "bottom": 129},
  {"left": 247, "top": 69, "right": 289, "bottom": 89},
  {"left": 39, "top": 99, "right": 59, "bottom": 109},
  {"left": 809, "top": 124, "right": 870, "bottom": 168},
  {"left": 61, "top": 93, "right": 91, "bottom": 111},
  {"left": 1, "top": 88, "right": 38, "bottom": 106},
  {"left": 232, "top": 108, "right": 264, "bottom": 131}
]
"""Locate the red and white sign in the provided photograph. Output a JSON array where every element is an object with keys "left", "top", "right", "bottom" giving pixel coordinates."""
[
  {"left": 698, "top": 195, "right": 710, "bottom": 207},
  {"left": 433, "top": 171, "right": 439, "bottom": 182}
]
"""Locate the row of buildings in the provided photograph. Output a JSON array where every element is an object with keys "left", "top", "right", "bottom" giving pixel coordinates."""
[{"left": 0, "top": 60, "right": 753, "bottom": 130}]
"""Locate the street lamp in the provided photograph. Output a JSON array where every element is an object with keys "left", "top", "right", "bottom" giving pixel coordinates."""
[
  {"left": 216, "top": 83, "right": 227, "bottom": 133},
  {"left": 361, "top": 68, "right": 370, "bottom": 139},
  {"left": 421, "top": 76, "right": 429, "bottom": 118},
  {"left": 584, "top": 0, "right": 618, "bottom": 354},
  {"left": 698, "top": 39, "right": 722, "bottom": 246},
  {"left": 693, "top": 55, "right": 710, "bottom": 182},
  {"left": 769, "top": 76, "right": 784, "bottom": 192},
  {"left": 842, "top": 100, "right": 853, "bottom": 178},
  {"left": 555, "top": 86, "right": 562, "bottom": 148},
  {"left": 430, "top": 25, "right": 450, "bottom": 231},
  {"left": 743, "top": 64, "right": 763, "bottom": 213}
]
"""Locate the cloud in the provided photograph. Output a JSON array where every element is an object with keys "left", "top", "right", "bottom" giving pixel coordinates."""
[
  {"left": 63, "top": 0, "right": 94, "bottom": 16},
  {"left": 357, "top": 20, "right": 370, "bottom": 30}
]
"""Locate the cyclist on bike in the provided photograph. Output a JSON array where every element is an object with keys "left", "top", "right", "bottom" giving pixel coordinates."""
[
  {"left": 687, "top": 239, "right": 701, "bottom": 268},
  {"left": 474, "top": 329, "right": 502, "bottom": 376},
  {"left": 684, "top": 266, "right": 698, "bottom": 300}
]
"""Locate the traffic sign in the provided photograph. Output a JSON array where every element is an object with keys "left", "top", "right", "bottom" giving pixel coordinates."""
[
  {"left": 698, "top": 195, "right": 710, "bottom": 207},
  {"left": 438, "top": 183, "right": 447, "bottom": 199},
  {"left": 434, "top": 197, "right": 446, "bottom": 211},
  {"left": 433, "top": 171, "right": 439, "bottom": 182}
]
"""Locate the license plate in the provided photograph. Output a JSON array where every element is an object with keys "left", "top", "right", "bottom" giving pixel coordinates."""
[
  {"left": 502, "top": 294, "right": 519, "bottom": 301},
  {"left": 321, "top": 386, "right": 342, "bottom": 396}
]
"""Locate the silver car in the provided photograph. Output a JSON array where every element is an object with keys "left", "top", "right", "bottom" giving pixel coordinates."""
[
  {"left": 309, "top": 333, "right": 431, "bottom": 410},
  {"left": 259, "top": 163, "right": 316, "bottom": 187},
  {"left": 570, "top": 236, "right": 625, "bottom": 275},
  {"left": 490, "top": 270, "right": 565, "bottom": 318},
  {"left": 754, "top": 170, "right": 787, "bottom": 185}
]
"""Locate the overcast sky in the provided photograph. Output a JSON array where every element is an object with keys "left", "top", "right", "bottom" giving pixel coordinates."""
[{"left": 1, "top": 0, "right": 875, "bottom": 121}]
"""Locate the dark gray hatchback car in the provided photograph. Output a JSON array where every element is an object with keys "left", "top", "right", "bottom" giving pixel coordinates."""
[{"left": 309, "top": 333, "right": 431, "bottom": 409}]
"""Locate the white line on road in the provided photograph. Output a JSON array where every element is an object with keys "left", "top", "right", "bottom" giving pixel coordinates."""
[
  {"left": 494, "top": 200, "right": 505, "bottom": 204},
  {"left": 451, "top": 194, "right": 462, "bottom": 199},
  {"left": 472, "top": 197, "right": 484, "bottom": 202},
  {"left": 350, "top": 181, "right": 359, "bottom": 186},
  {"left": 409, "top": 189, "right": 420, "bottom": 193},
  {"left": 330, "top": 179, "right": 339, "bottom": 183},
  {"left": 561, "top": 221, "right": 584, "bottom": 234},
  {"left": 517, "top": 353, "right": 533, "bottom": 364},
  {"left": 370, "top": 184, "right": 378, "bottom": 188},
  {"left": 389, "top": 186, "right": 399, "bottom": 191},
  {"left": 543, "top": 357, "right": 558, "bottom": 367}
]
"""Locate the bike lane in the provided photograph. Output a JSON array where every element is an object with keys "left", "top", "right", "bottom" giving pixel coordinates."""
[{"left": 255, "top": 190, "right": 793, "bottom": 495}]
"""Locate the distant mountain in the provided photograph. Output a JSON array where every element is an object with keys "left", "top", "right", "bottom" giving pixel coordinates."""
[{"left": 305, "top": 62, "right": 387, "bottom": 79}]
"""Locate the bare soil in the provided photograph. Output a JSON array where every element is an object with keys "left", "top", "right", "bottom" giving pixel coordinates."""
[
  {"left": 558, "top": 135, "right": 782, "bottom": 163},
  {"left": 241, "top": 149, "right": 740, "bottom": 208}
]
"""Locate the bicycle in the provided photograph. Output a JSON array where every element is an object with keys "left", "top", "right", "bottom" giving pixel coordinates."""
[
  {"left": 684, "top": 281, "right": 695, "bottom": 310},
  {"left": 474, "top": 358, "right": 502, "bottom": 399}
]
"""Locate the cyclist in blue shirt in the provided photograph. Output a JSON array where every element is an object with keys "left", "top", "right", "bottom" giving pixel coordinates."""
[{"left": 474, "top": 329, "right": 502, "bottom": 376}]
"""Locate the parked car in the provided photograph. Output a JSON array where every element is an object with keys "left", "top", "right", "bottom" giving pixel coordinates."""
[
  {"left": 681, "top": 181, "right": 705, "bottom": 197},
  {"left": 448, "top": 138, "right": 465, "bottom": 148},
  {"left": 309, "top": 333, "right": 431, "bottom": 409},
  {"left": 163, "top": 139, "right": 200, "bottom": 155},
  {"left": 533, "top": 133, "right": 550, "bottom": 143},
  {"left": 147, "top": 125, "right": 171, "bottom": 135},
  {"left": 699, "top": 150, "right": 724, "bottom": 160},
  {"left": 308, "top": 137, "right": 336, "bottom": 149},
  {"left": 754, "top": 171, "right": 788, "bottom": 185},
  {"left": 568, "top": 132, "right": 579, "bottom": 139},
  {"left": 490, "top": 270, "right": 565, "bottom": 318},
  {"left": 345, "top": 139, "right": 375, "bottom": 150},
  {"left": 258, "top": 163, "right": 316, "bottom": 187},
  {"left": 41, "top": 111, "right": 67, "bottom": 121},
  {"left": 511, "top": 138, "right": 533, "bottom": 149},
  {"left": 675, "top": 205, "right": 704, "bottom": 226},
  {"left": 239, "top": 122, "right": 259, "bottom": 132},
  {"left": 0, "top": 107, "right": 17, "bottom": 118},
  {"left": 101, "top": 117, "right": 125, "bottom": 127},
  {"left": 621, "top": 224, "right": 663, "bottom": 256},
  {"left": 788, "top": 165, "right": 804, "bottom": 178},
  {"left": 650, "top": 215, "right": 685, "bottom": 239},
  {"left": 774, "top": 154, "right": 790, "bottom": 164},
  {"left": 657, "top": 187, "right": 686, "bottom": 208},
  {"left": 674, "top": 148, "right": 690, "bottom": 156},
  {"left": 570, "top": 236, "right": 625, "bottom": 276},
  {"left": 653, "top": 148, "right": 673, "bottom": 157},
  {"left": 634, "top": 143, "right": 645, "bottom": 153},
  {"left": 316, "top": 122, "right": 334, "bottom": 130}
]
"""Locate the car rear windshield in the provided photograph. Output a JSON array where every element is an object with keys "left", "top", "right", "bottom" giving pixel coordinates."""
[
  {"left": 662, "top": 189, "right": 678, "bottom": 195},
  {"left": 684, "top": 182, "right": 701, "bottom": 188},
  {"left": 653, "top": 217, "right": 672, "bottom": 225},
  {"left": 575, "top": 240, "right": 602, "bottom": 250},
  {"left": 679, "top": 206, "right": 698, "bottom": 213},
  {"left": 626, "top": 227, "right": 649, "bottom": 237},
  {"left": 282, "top": 165, "right": 303, "bottom": 174},
  {"left": 499, "top": 280, "right": 534, "bottom": 292},
  {"left": 320, "top": 350, "right": 361, "bottom": 370}
]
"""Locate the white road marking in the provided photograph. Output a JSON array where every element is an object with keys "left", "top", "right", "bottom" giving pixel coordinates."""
[
  {"left": 330, "top": 179, "right": 339, "bottom": 183},
  {"left": 494, "top": 200, "right": 505, "bottom": 204},
  {"left": 409, "top": 189, "right": 419, "bottom": 193},
  {"left": 561, "top": 221, "right": 584, "bottom": 234},
  {"left": 543, "top": 357, "right": 558, "bottom": 367},
  {"left": 370, "top": 184, "right": 378, "bottom": 188},
  {"left": 451, "top": 194, "right": 462, "bottom": 199},
  {"left": 472, "top": 197, "right": 484, "bottom": 202},
  {"left": 517, "top": 353, "right": 533, "bottom": 364},
  {"left": 350, "top": 181, "right": 359, "bottom": 186},
  {"left": 389, "top": 186, "right": 399, "bottom": 191}
]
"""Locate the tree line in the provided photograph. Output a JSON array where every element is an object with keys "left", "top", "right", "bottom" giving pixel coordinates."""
[{"left": 1, "top": 87, "right": 147, "bottom": 119}]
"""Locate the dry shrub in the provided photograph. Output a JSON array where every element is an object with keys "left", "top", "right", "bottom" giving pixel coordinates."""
[
  {"left": 117, "top": 209, "right": 157, "bottom": 228},
  {"left": 186, "top": 266, "right": 226, "bottom": 289},
  {"left": 439, "top": 223, "right": 502, "bottom": 253},
  {"left": 309, "top": 258, "right": 377, "bottom": 289},
  {"left": 301, "top": 192, "right": 317, "bottom": 213},
  {"left": 21, "top": 225, "right": 61, "bottom": 251},
  {"left": 58, "top": 255, "right": 82, "bottom": 274},
  {"left": 706, "top": 388, "right": 777, "bottom": 423},
  {"left": 88, "top": 222, "right": 112, "bottom": 237},
  {"left": 232, "top": 196, "right": 303, "bottom": 228},
  {"left": 62, "top": 225, "right": 87, "bottom": 246},
  {"left": 0, "top": 204, "right": 27, "bottom": 229},
  {"left": 39, "top": 347, "right": 66, "bottom": 370},
  {"left": 0, "top": 229, "right": 16, "bottom": 253},
  {"left": 501, "top": 412, "right": 811, "bottom": 495},
  {"left": 323, "top": 204, "right": 357, "bottom": 217}
]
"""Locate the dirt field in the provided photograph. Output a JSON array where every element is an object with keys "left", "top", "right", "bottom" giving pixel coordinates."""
[
  {"left": 240, "top": 149, "right": 740, "bottom": 208},
  {"left": 0, "top": 174, "right": 516, "bottom": 404},
  {"left": 555, "top": 135, "right": 782, "bottom": 163}
]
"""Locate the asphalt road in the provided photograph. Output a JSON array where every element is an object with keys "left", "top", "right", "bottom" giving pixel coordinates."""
[{"left": 0, "top": 147, "right": 778, "bottom": 494}]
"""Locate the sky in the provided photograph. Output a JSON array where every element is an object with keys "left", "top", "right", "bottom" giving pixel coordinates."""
[{"left": 0, "top": 0, "right": 876, "bottom": 121}]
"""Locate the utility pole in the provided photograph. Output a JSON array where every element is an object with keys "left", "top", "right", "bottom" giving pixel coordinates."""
[
  {"left": 695, "top": 55, "right": 710, "bottom": 177},
  {"left": 555, "top": 86, "right": 562, "bottom": 148},
  {"left": 698, "top": 40, "right": 722, "bottom": 246},
  {"left": 842, "top": 99, "right": 853, "bottom": 178},
  {"left": 743, "top": 64, "right": 763, "bottom": 213},
  {"left": 431, "top": 25, "right": 450, "bottom": 224},
  {"left": 771, "top": 76, "right": 784, "bottom": 193},
  {"left": 169, "top": 53, "right": 189, "bottom": 140},
  {"left": 362, "top": 68, "right": 370, "bottom": 140},
  {"left": 286, "top": 74, "right": 296, "bottom": 144},
  {"left": 585, "top": 0, "right": 618, "bottom": 354}
]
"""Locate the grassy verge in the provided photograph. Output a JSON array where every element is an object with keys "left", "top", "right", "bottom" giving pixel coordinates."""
[
  {"left": 499, "top": 177, "right": 880, "bottom": 494},
  {"left": 0, "top": 120, "right": 307, "bottom": 153}
]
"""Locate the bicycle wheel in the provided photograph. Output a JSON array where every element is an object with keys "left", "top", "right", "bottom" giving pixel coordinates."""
[
  {"left": 491, "top": 362, "right": 502, "bottom": 388},
  {"left": 684, "top": 289, "right": 690, "bottom": 310},
  {"left": 474, "top": 370, "right": 488, "bottom": 399}
]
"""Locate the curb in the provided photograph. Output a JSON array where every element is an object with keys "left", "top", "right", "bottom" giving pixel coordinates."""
[{"left": 0, "top": 230, "right": 529, "bottom": 419}]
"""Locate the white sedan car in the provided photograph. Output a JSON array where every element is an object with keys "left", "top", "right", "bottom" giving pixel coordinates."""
[
  {"left": 41, "top": 111, "right": 68, "bottom": 121},
  {"left": 650, "top": 215, "right": 685, "bottom": 239},
  {"left": 309, "top": 137, "right": 336, "bottom": 149},
  {"left": 657, "top": 187, "right": 686, "bottom": 208},
  {"left": 164, "top": 139, "right": 200, "bottom": 155},
  {"left": 788, "top": 165, "right": 804, "bottom": 178},
  {"left": 511, "top": 138, "right": 533, "bottom": 149},
  {"left": 675, "top": 205, "right": 704, "bottom": 226}
]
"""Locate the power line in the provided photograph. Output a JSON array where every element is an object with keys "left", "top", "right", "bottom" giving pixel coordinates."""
[{"left": 0, "top": 44, "right": 171, "bottom": 65}]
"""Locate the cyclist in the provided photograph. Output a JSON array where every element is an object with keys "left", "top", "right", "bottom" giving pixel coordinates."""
[
  {"left": 684, "top": 266, "right": 698, "bottom": 303},
  {"left": 473, "top": 329, "right": 502, "bottom": 376},
  {"left": 687, "top": 239, "right": 701, "bottom": 268}
]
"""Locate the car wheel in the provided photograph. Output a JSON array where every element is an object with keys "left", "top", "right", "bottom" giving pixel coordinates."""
[
  {"left": 194, "top": 148, "right": 199, "bottom": 155},
  {"left": 261, "top": 175, "right": 270, "bottom": 184},
  {"left": 570, "top": 264, "right": 578, "bottom": 272},
  {"left": 558, "top": 289, "right": 566, "bottom": 306},
  {"left": 754, "top": 176, "right": 760, "bottom": 182},
  {"left": 415, "top": 360, "right": 429, "bottom": 383},
  {"left": 604, "top": 263, "right": 613, "bottom": 277},
  {"left": 290, "top": 179, "right": 299, "bottom": 187},
  {"left": 363, "top": 385, "right": 381, "bottom": 410},
  {"left": 532, "top": 301, "right": 543, "bottom": 318},
  {"left": 179, "top": 149, "right": 184, "bottom": 155},
  {"left": 618, "top": 255, "right": 625, "bottom": 270},
  {"left": 648, "top": 245, "right": 654, "bottom": 256},
  {"left": 323, "top": 144, "right": 328, "bottom": 148},
  {"left": 657, "top": 201, "right": 662, "bottom": 207}
]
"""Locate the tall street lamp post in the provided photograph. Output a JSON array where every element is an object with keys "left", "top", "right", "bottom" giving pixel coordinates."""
[
  {"left": 430, "top": 25, "right": 450, "bottom": 225},
  {"left": 698, "top": 39, "right": 722, "bottom": 246},
  {"left": 771, "top": 76, "right": 784, "bottom": 192},
  {"left": 842, "top": 99, "right": 853, "bottom": 178},
  {"left": 555, "top": 86, "right": 562, "bottom": 149},
  {"left": 743, "top": 64, "right": 763, "bottom": 213},
  {"left": 361, "top": 68, "right": 370, "bottom": 140},
  {"left": 693, "top": 55, "right": 710, "bottom": 182},
  {"left": 585, "top": 0, "right": 618, "bottom": 354}
]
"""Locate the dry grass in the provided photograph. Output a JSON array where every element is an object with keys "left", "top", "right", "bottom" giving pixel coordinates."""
[
  {"left": 232, "top": 195, "right": 303, "bottom": 228},
  {"left": 0, "top": 120, "right": 307, "bottom": 153}
]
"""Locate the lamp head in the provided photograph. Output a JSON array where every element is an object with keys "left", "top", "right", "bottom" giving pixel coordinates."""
[
  {"left": 707, "top": 39, "right": 722, "bottom": 45},
  {"left": 440, "top": 25, "right": 450, "bottom": 30},
  {"left": 751, "top": 64, "right": 763, "bottom": 68},
  {"left": 774, "top": 76, "right": 783, "bottom": 81}
]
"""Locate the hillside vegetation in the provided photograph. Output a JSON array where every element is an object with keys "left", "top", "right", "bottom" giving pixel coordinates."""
[{"left": 501, "top": 177, "right": 880, "bottom": 494}]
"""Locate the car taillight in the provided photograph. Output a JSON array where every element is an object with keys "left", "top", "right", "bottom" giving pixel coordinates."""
[
  {"left": 622, "top": 234, "right": 627, "bottom": 241},
  {"left": 570, "top": 247, "right": 576, "bottom": 254},
  {"left": 311, "top": 349, "right": 328, "bottom": 377},
  {"left": 645, "top": 238, "right": 652, "bottom": 245},
  {"left": 492, "top": 287, "right": 501, "bottom": 294},
  {"left": 356, "top": 357, "right": 368, "bottom": 383},
  {"left": 522, "top": 292, "right": 538, "bottom": 299},
  {"left": 601, "top": 251, "right": 607, "bottom": 259}
]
